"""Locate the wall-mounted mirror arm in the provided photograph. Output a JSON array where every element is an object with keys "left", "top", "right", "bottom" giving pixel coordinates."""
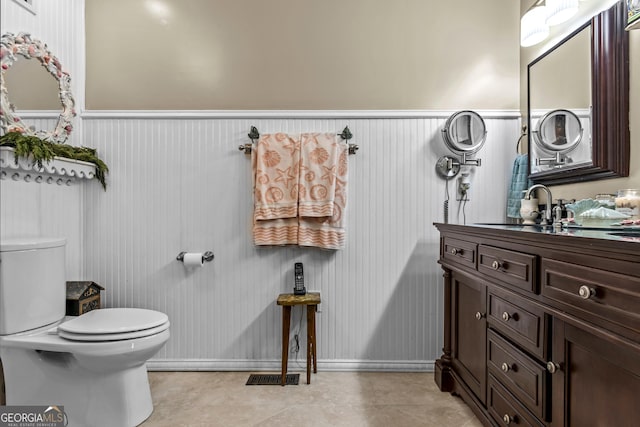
[
  {"left": 460, "top": 153, "right": 481, "bottom": 167},
  {"left": 536, "top": 151, "right": 567, "bottom": 167},
  {"left": 435, "top": 155, "right": 461, "bottom": 179}
]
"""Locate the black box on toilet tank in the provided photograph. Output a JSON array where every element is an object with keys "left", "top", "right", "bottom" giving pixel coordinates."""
[{"left": 66, "top": 281, "right": 104, "bottom": 316}]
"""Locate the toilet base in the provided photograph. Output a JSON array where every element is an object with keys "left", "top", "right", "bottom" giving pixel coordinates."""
[{"left": 1, "top": 346, "right": 154, "bottom": 427}]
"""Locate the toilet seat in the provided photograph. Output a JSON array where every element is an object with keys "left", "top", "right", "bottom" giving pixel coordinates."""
[
  {"left": 58, "top": 308, "right": 169, "bottom": 342},
  {"left": 58, "top": 322, "right": 170, "bottom": 341}
]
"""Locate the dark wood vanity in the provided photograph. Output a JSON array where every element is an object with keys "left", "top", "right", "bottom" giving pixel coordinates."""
[{"left": 434, "top": 223, "right": 640, "bottom": 427}]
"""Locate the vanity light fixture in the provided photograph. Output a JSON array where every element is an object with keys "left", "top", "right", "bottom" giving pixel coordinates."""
[
  {"left": 521, "top": 0, "right": 589, "bottom": 47},
  {"left": 546, "top": 0, "right": 579, "bottom": 26},
  {"left": 521, "top": 4, "right": 549, "bottom": 47}
]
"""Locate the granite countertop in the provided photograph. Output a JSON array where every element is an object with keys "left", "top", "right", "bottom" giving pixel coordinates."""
[{"left": 468, "top": 223, "right": 640, "bottom": 243}]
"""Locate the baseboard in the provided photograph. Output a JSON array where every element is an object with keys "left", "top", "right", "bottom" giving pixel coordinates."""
[{"left": 146, "top": 358, "right": 435, "bottom": 372}]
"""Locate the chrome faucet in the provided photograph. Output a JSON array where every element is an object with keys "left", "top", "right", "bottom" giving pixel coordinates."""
[{"left": 525, "top": 184, "right": 560, "bottom": 225}]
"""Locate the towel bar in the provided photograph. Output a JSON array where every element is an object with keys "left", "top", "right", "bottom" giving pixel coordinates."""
[{"left": 239, "top": 126, "right": 358, "bottom": 155}]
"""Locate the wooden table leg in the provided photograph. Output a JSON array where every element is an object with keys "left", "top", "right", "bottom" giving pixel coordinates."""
[
  {"left": 310, "top": 305, "right": 317, "bottom": 374},
  {"left": 281, "top": 305, "right": 291, "bottom": 386},
  {"left": 306, "top": 305, "right": 312, "bottom": 384}
]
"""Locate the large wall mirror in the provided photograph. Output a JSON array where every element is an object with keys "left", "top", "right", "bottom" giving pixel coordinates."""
[{"left": 527, "top": 0, "right": 629, "bottom": 185}]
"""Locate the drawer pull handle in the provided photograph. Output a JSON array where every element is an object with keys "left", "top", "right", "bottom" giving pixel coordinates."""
[
  {"left": 546, "top": 361, "right": 561, "bottom": 374},
  {"left": 450, "top": 248, "right": 462, "bottom": 256},
  {"left": 492, "top": 260, "right": 501, "bottom": 270},
  {"left": 578, "top": 285, "right": 595, "bottom": 299},
  {"left": 501, "top": 362, "right": 513, "bottom": 373},
  {"left": 502, "top": 312, "right": 511, "bottom": 321},
  {"left": 503, "top": 414, "right": 513, "bottom": 424},
  {"left": 475, "top": 312, "right": 485, "bottom": 320}
]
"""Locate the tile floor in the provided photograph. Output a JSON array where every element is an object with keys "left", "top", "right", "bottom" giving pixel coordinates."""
[{"left": 142, "top": 371, "right": 483, "bottom": 427}]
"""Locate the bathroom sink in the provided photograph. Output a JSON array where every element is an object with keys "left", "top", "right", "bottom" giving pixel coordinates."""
[
  {"left": 475, "top": 223, "right": 547, "bottom": 228},
  {"left": 608, "top": 231, "right": 640, "bottom": 238},
  {"left": 473, "top": 223, "right": 555, "bottom": 233},
  {"left": 475, "top": 223, "right": 524, "bottom": 226},
  {"left": 607, "top": 231, "right": 640, "bottom": 242}
]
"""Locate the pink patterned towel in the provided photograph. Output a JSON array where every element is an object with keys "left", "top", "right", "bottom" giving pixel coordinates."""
[
  {"left": 253, "top": 133, "right": 300, "bottom": 220},
  {"left": 252, "top": 132, "right": 348, "bottom": 249},
  {"left": 252, "top": 133, "right": 300, "bottom": 246},
  {"left": 298, "top": 133, "right": 348, "bottom": 250},
  {"left": 298, "top": 133, "right": 341, "bottom": 217}
]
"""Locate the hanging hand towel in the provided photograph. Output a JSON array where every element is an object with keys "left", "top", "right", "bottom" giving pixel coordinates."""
[
  {"left": 253, "top": 133, "right": 300, "bottom": 245},
  {"left": 297, "top": 133, "right": 341, "bottom": 218},
  {"left": 298, "top": 134, "right": 348, "bottom": 250},
  {"left": 506, "top": 154, "right": 532, "bottom": 218}
]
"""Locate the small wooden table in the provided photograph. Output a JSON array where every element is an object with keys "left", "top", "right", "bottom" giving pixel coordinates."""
[{"left": 276, "top": 292, "right": 321, "bottom": 386}]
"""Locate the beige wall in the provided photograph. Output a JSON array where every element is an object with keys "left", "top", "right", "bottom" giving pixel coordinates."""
[
  {"left": 85, "top": 0, "right": 519, "bottom": 110},
  {"left": 520, "top": 0, "right": 640, "bottom": 199},
  {"left": 528, "top": 27, "right": 590, "bottom": 111},
  {"left": 3, "top": 58, "right": 60, "bottom": 110}
]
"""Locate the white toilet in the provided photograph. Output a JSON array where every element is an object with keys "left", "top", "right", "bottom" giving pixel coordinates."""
[{"left": 0, "top": 237, "right": 170, "bottom": 427}]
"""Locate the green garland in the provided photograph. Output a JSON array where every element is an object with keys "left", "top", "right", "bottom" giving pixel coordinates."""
[{"left": 0, "top": 132, "right": 109, "bottom": 190}]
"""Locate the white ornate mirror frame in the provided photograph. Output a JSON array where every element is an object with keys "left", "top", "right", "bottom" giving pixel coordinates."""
[{"left": 0, "top": 32, "right": 76, "bottom": 143}]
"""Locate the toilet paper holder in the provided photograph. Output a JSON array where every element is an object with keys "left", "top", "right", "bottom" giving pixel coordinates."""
[{"left": 176, "top": 251, "right": 215, "bottom": 263}]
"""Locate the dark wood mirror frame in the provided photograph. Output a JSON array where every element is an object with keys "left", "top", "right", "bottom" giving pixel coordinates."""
[{"left": 528, "top": 0, "right": 629, "bottom": 185}]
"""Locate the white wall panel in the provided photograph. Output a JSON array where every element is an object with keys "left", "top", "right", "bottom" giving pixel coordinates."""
[
  {"left": 0, "top": 116, "right": 84, "bottom": 278},
  {"left": 1, "top": 0, "right": 85, "bottom": 277},
  {"left": 82, "top": 112, "right": 519, "bottom": 370}
]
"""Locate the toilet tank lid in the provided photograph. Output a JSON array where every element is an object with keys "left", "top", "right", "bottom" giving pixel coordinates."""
[{"left": 0, "top": 237, "right": 66, "bottom": 252}]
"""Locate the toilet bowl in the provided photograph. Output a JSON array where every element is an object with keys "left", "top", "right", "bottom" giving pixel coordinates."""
[
  {"left": 0, "top": 317, "right": 170, "bottom": 426},
  {"left": 0, "top": 238, "right": 170, "bottom": 427}
]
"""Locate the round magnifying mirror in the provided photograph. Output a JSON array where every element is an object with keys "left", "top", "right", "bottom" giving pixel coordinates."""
[
  {"left": 442, "top": 110, "right": 487, "bottom": 155},
  {"left": 534, "top": 109, "right": 583, "bottom": 153}
]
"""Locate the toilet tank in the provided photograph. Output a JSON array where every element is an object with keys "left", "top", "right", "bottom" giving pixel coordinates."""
[{"left": 0, "top": 238, "right": 67, "bottom": 335}]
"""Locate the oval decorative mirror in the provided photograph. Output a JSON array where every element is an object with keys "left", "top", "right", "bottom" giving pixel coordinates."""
[
  {"left": 0, "top": 32, "right": 76, "bottom": 143},
  {"left": 442, "top": 110, "right": 487, "bottom": 158},
  {"left": 528, "top": 1, "right": 629, "bottom": 184}
]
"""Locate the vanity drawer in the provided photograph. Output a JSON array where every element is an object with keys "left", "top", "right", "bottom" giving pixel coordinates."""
[
  {"left": 488, "top": 330, "right": 547, "bottom": 421},
  {"left": 442, "top": 237, "right": 477, "bottom": 270},
  {"left": 541, "top": 258, "right": 640, "bottom": 334},
  {"left": 488, "top": 375, "right": 545, "bottom": 427},
  {"left": 479, "top": 245, "right": 537, "bottom": 294},
  {"left": 488, "top": 288, "right": 547, "bottom": 360}
]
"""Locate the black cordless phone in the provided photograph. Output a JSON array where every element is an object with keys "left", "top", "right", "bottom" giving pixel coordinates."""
[{"left": 294, "top": 262, "right": 306, "bottom": 295}]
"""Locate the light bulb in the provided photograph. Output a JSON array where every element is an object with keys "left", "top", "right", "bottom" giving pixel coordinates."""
[
  {"left": 546, "top": 0, "right": 579, "bottom": 26},
  {"left": 521, "top": 6, "right": 549, "bottom": 47}
]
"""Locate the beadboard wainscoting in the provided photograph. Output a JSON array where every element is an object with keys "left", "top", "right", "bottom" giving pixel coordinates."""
[
  {"left": 0, "top": 175, "right": 85, "bottom": 279},
  {"left": 80, "top": 111, "right": 520, "bottom": 371},
  {"left": 0, "top": 114, "right": 85, "bottom": 279}
]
